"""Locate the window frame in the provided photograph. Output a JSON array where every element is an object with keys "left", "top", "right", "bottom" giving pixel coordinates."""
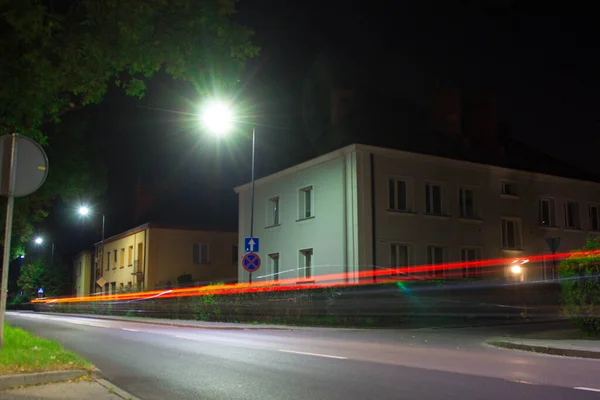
[
  {"left": 269, "top": 253, "right": 280, "bottom": 282},
  {"left": 388, "top": 178, "right": 410, "bottom": 212},
  {"left": 564, "top": 200, "right": 580, "bottom": 229},
  {"left": 589, "top": 204, "right": 600, "bottom": 232},
  {"left": 298, "top": 248, "right": 313, "bottom": 280},
  {"left": 458, "top": 186, "right": 477, "bottom": 219},
  {"left": 500, "top": 181, "right": 518, "bottom": 197},
  {"left": 193, "top": 243, "right": 210, "bottom": 265},
  {"left": 267, "top": 196, "right": 280, "bottom": 226},
  {"left": 538, "top": 197, "right": 556, "bottom": 227},
  {"left": 390, "top": 243, "right": 411, "bottom": 275},
  {"left": 426, "top": 245, "right": 446, "bottom": 278},
  {"left": 501, "top": 217, "right": 522, "bottom": 250},
  {"left": 298, "top": 185, "right": 314, "bottom": 220},
  {"left": 460, "top": 247, "right": 482, "bottom": 279},
  {"left": 424, "top": 182, "right": 444, "bottom": 216}
]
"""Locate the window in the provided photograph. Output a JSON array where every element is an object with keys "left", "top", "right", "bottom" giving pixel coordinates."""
[
  {"left": 564, "top": 201, "right": 580, "bottom": 228},
  {"left": 128, "top": 246, "right": 133, "bottom": 266},
  {"left": 113, "top": 250, "right": 117, "bottom": 262},
  {"left": 106, "top": 253, "right": 110, "bottom": 271},
  {"left": 299, "top": 249, "right": 313, "bottom": 280},
  {"left": 298, "top": 186, "right": 313, "bottom": 219},
  {"left": 390, "top": 244, "right": 409, "bottom": 274},
  {"left": 232, "top": 245, "right": 238, "bottom": 264},
  {"left": 127, "top": 282, "right": 132, "bottom": 289},
  {"left": 461, "top": 248, "right": 482, "bottom": 278},
  {"left": 110, "top": 282, "right": 116, "bottom": 293},
  {"left": 425, "top": 184, "right": 442, "bottom": 215},
  {"left": 193, "top": 243, "right": 209, "bottom": 264},
  {"left": 538, "top": 198, "right": 555, "bottom": 227},
  {"left": 269, "top": 253, "right": 280, "bottom": 282},
  {"left": 501, "top": 182, "right": 517, "bottom": 196},
  {"left": 120, "top": 248, "right": 125, "bottom": 267},
  {"left": 501, "top": 218, "right": 521, "bottom": 249},
  {"left": 388, "top": 179, "right": 408, "bottom": 211},
  {"left": 427, "top": 246, "right": 445, "bottom": 278},
  {"left": 458, "top": 188, "right": 475, "bottom": 218},
  {"left": 268, "top": 196, "right": 280, "bottom": 226},
  {"left": 590, "top": 205, "right": 599, "bottom": 231}
]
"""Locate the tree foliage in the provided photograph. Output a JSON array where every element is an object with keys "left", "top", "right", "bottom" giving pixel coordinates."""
[
  {"left": 558, "top": 237, "right": 600, "bottom": 335},
  {"left": 17, "top": 258, "right": 71, "bottom": 298},
  {"left": 0, "top": 0, "right": 258, "bottom": 246}
]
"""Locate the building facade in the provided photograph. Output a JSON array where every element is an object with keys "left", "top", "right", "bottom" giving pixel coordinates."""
[
  {"left": 73, "top": 250, "right": 93, "bottom": 297},
  {"left": 89, "top": 223, "right": 238, "bottom": 294},
  {"left": 234, "top": 144, "right": 600, "bottom": 284}
]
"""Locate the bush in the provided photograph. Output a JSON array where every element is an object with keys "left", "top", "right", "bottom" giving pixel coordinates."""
[{"left": 558, "top": 237, "right": 600, "bottom": 334}]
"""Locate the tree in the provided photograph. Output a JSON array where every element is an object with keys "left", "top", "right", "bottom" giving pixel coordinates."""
[
  {"left": 0, "top": 0, "right": 258, "bottom": 245},
  {"left": 558, "top": 237, "right": 600, "bottom": 335},
  {"left": 17, "top": 258, "right": 71, "bottom": 298}
]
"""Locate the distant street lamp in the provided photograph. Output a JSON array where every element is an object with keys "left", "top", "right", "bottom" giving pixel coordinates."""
[
  {"left": 79, "top": 205, "right": 106, "bottom": 281},
  {"left": 200, "top": 100, "right": 256, "bottom": 283},
  {"left": 34, "top": 237, "right": 43, "bottom": 245},
  {"left": 33, "top": 236, "right": 55, "bottom": 264}
]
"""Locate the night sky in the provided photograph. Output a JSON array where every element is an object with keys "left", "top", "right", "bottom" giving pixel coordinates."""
[{"left": 42, "top": 1, "right": 600, "bottom": 262}]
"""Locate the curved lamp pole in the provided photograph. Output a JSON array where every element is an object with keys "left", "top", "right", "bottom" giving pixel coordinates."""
[{"left": 200, "top": 101, "right": 256, "bottom": 284}]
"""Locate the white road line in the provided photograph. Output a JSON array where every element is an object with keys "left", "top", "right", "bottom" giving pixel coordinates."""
[
  {"left": 122, "top": 328, "right": 140, "bottom": 332},
  {"left": 278, "top": 349, "right": 347, "bottom": 360},
  {"left": 574, "top": 387, "right": 600, "bottom": 393}
]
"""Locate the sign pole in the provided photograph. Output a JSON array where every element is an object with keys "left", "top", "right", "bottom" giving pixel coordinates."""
[{"left": 0, "top": 134, "right": 19, "bottom": 348}]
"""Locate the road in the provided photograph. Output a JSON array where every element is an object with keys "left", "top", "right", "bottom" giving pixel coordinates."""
[{"left": 6, "top": 312, "right": 600, "bottom": 400}]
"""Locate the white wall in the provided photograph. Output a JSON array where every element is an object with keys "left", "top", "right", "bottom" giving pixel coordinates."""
[
  {"left": 236, "top": 149, "right": 361, "bottom": 283},
  {"left": 366, "top": 146, "right": 600, "bottom": 281}
]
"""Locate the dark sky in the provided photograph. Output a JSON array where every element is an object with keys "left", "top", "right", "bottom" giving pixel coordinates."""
[{"left": 46, "top": 1, "right": 600, "bottom": 261}]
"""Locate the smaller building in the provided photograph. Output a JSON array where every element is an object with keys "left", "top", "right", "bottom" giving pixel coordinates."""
[
  {"left": 91, "top": 223, "right": 238, "bottom": 294},
  {"left": 73, "top": 250, "right": 93, "bottom": 297}
]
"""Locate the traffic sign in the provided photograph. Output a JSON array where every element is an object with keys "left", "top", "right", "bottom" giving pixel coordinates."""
[
  {"left": 96, "top": 277, "right": 107, "bottom": 287},
  {"left": 545, "top": 237, "right": 561, "bottom": 253},
  {"left": 37, "top": 288, "right": 44, "bottom": 294},
  {"left": 242, "top": 252, "right": 261, "bottom": 273},
  {"left": 244, "top": 237, "right": 259, "bottom": 253}
]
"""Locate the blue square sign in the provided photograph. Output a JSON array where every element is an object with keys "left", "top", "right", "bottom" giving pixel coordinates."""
[{"left": 244, "top": 237, "right": 259, "bottom": 253}]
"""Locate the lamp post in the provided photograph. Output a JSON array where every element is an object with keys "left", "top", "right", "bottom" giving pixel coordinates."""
[
  {"left": 200, "top": 101, "right": 256, "bottom": 283},
  {"left": 79, "top": 206, "right": 105, "bottom": 286},
  {"left": 33, "top": 236, "right": 54, "bottom": 264}
]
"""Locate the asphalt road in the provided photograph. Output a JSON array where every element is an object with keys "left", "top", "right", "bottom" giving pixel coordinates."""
[{"left": 6, "top": 312, "right": 600, "bottom": 400}]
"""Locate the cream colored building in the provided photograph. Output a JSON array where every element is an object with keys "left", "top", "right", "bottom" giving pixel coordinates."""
[
  {"left": 91, "top": 223, "right": 238, "bottom": 294},
  {"left": 73, "top": 250, "right": 92, "bottom": 297}
]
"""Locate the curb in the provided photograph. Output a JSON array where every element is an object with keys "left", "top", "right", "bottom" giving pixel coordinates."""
[
  {"left": 0, "top": 369, "right": 90, "bottom": 390},
  {"left": 488, "top": 340, "right": 600, "bottom": 360},
  {"left": 96, "top": 378, "right": 141, "bottom": 400}
]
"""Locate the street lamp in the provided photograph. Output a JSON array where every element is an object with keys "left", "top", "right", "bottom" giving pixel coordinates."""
[
  {"left": 79, "top": 205, "right": 106, "bottom": 283},
  {"left": 34, "top": 237, "right": 44, "bottom": 245},
  {"left": 200, "top": 100, "right": 257, "bottom": 283},
  {"left": 33, "top": 236, "right": 55, "bottom": 264}
]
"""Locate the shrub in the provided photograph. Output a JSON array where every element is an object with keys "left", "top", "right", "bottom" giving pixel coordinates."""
[{"left": 558, "top": 237, "right": 600, "bottom": 334}]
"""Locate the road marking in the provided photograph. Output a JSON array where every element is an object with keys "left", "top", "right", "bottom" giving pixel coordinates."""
[
  {"left": 122, "top": 328, "right": 140, "bottom": 332},
  {"left": 574, "top": 387, "right": 600, "bottom": 393},
  {"left": 278, "top": 349, "right": 347, "bottom": 360}
]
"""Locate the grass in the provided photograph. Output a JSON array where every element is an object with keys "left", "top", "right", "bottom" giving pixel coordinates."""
[{"left": 0, "top": 324, "right": 92, "bottom": 375}]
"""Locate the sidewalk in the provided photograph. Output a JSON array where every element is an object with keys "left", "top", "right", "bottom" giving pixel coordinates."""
[
  {"left": 488, "top": 337, "right": 600, "bottom": 359},
  {"left": 0, "top": 378, "right": 139, "bottom": 400}
]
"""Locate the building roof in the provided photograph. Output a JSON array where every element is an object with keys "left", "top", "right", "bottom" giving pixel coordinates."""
[{"left": 93, "top": 222, "right": 236, "bottom": 246}]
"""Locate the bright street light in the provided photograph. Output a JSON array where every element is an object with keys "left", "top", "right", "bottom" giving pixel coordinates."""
[
  {"left": 510, "top": 265, "right": 522, "bottom": 275},
  {"left": 199, "top": 99, "right": 257, "bottom": 284},
  {"left": 34, "top": 237, "right": 43, "bottom": 245},
  {"left": 78, "top": 205, "right": 90, "bottom": 216},
  {"left": 200, "top": 101, "right": 234, "bottom": 136}
]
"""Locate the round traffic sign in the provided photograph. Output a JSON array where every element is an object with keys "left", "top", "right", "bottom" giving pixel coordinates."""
[
  {"left": 0, "top": 134, "right": 48, "bottom": 197},
  {"left": 242, "top": 252, "right": 261, "bottom": 273}
]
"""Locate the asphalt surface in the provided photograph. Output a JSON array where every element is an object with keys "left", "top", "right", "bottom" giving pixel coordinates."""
[{"left": 6, "top": 312, "right": 600, "bottom": 400}]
